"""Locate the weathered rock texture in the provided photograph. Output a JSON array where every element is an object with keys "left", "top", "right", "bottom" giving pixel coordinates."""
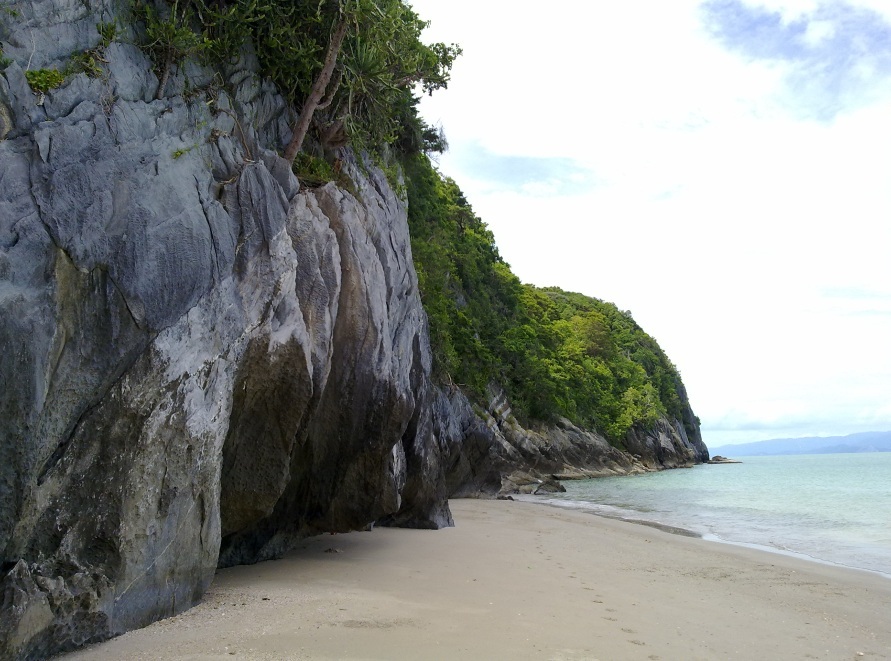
[
  {"left": 0, "top": 1, "right": 705, "bottom": 658},
  {"left": 0, "top": 3, "right": 451, "bottom": 656},
  {"left": 439, "top": 386, "right": 708, "bottom": 497}
]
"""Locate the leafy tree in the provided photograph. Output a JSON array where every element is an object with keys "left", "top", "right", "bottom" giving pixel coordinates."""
[
  {"left": 192, "top": 0, "right": 459, "bottom": 163},
  {"left": 293, "top": 0, "right": 459, "bottom": 161},
  {"left": 133, "top": 0, "right": 457, "bottom": 163},
  {"left": 281, "top": 10, "right": 347, "bottom": 161}
]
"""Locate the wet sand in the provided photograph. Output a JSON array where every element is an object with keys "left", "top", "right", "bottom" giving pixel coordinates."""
[{"left": 66, "top": 499, "right": 891, "bottom": 660}]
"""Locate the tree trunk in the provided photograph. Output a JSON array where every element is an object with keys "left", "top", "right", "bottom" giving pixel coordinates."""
[
  {"left": 155, "top": 57, "right": 172, "bottom": 101},
  {"left": 320, "top": 117, "right": 347, "bottom": 149},
  {"left": 283, "top": 17, "right": 348, "bottom": 164}
]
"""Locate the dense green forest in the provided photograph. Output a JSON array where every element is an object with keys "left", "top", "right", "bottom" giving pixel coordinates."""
[
  {"left": 402, "top": 154, "right": 693, "bottom": 444},
  {"left": 121, "top": 0, "right": 695, "bottom": 446}
]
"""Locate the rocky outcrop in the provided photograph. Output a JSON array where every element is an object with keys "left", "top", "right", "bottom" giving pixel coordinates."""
[
  {"left": 708, "top": 456, "right": 742, "bottom": 464},
  {"left": 0, "top": 1, "right": 705, "bottom": 657},
  {"left": 440, "top": 386, "right": 708, "bottom": 497}
]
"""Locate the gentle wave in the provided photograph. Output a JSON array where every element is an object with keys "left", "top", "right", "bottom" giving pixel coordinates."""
[{"left": 524, "top": 452, "right": 891, "bottom": 578}]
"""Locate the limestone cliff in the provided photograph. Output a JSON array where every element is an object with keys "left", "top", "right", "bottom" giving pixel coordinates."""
[
  {"left": 0, "top": 1, "right": 705, "bottom": 658},
  {"left": 0, "top": 2, "right": 450, "bottom": 655}
]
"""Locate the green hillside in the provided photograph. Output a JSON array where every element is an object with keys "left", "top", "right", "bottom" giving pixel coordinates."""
[{"left": 403, "top": 154, "right": 696, "bottom": 445}]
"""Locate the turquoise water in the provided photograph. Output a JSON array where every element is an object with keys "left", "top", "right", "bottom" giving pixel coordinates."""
[{"left": 533, "top": 453, "right": 891, "bottom": 576}]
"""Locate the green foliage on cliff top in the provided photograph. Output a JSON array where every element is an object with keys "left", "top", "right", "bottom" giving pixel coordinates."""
[
  {"left": 403, "top": 154, "right": 690, "bottom": 444},
  {"left": 254, "top": 0, "right": 458, "bottom": 149},
  {"left": 162, "top": 0, "right": 458, "bottom": 159}
]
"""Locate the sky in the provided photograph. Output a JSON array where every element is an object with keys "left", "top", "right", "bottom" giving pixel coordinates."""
[{"left": 407, "top": 0, "right": 891, "bottom": 447}]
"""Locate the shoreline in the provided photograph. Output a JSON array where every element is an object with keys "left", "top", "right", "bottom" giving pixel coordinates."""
[
  {"left": 524, "top": 496, "right": 891, "bottom": 580},
  {"left": 65, "top": 499, "right": 891, "bottom": 660},
  {"left": 701, "top": 533, "right": 891, "bottom": 581}
]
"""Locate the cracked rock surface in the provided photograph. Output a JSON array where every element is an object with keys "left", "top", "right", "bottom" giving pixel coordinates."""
[{"left": 0, "top": 4, "right": 449, "bottom": 657}]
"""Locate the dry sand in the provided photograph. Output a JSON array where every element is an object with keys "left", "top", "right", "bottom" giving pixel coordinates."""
[{"left": 66, "top": 499, "right": 891, "bottom": 660}]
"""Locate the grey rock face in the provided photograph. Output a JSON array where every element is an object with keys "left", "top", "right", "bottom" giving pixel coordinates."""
[
  {"left": 625, "top": 416, "right": 708, "bottom": 470},
  {"left": 0, "top": 12, "right": 448, "bottom": 657},
  {"left": 440, "top": 386, "right": 707, "bottom": 496},
  {"left": 217, "top": 165, "right": 452, "bottom": 567}
]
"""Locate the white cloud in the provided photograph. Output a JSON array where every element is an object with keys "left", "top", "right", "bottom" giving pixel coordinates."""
[
  {"left": 409, "top": 0, "right": 891, "bottom": 446},
  {"left": 801, "top": 18, "right": 835, "bottom": 45},
  {"left": 701, "top": 0, "right": 891, "bottom": 119},
  {"left": 736, "top": 0, "right": 891, "bottom": 23}
]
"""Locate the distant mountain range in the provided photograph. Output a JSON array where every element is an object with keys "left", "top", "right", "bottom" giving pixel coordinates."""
[{"left": 710, "top": 431, "right": 891, "bottom": 457}]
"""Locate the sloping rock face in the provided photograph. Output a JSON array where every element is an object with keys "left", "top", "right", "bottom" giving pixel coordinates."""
[
  {"left": 440, "top": 386, "right": 708, "bottom": 496},
  {"left": 0, "top": 3, "right": 448, "bottom": 657}
]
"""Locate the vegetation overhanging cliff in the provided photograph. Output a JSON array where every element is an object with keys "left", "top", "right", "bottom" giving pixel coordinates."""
[
  {"left": 0, "top": 0, "right": 706, "bottom": 657},
  {"left": 403, "top": 154, "right": 701, "bottom": 445}
]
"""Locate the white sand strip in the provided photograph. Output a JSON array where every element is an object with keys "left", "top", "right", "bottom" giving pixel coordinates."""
[{"left": 65, "top": 499, "right": 891, "bottom": 660}]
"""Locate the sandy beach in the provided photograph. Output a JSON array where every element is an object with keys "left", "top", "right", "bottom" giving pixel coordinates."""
[{"left": 65, "top": 499, "right": 891, "bottom": 660}]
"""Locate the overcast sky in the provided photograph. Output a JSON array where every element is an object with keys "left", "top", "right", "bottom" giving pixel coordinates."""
[{"left": 407, "top": 0, "right": 891, "bottom": 447}]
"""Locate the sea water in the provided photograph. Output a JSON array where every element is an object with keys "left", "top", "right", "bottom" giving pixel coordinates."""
[{"left": 532, "top": 452, "right": 891, "bottom": 577}]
